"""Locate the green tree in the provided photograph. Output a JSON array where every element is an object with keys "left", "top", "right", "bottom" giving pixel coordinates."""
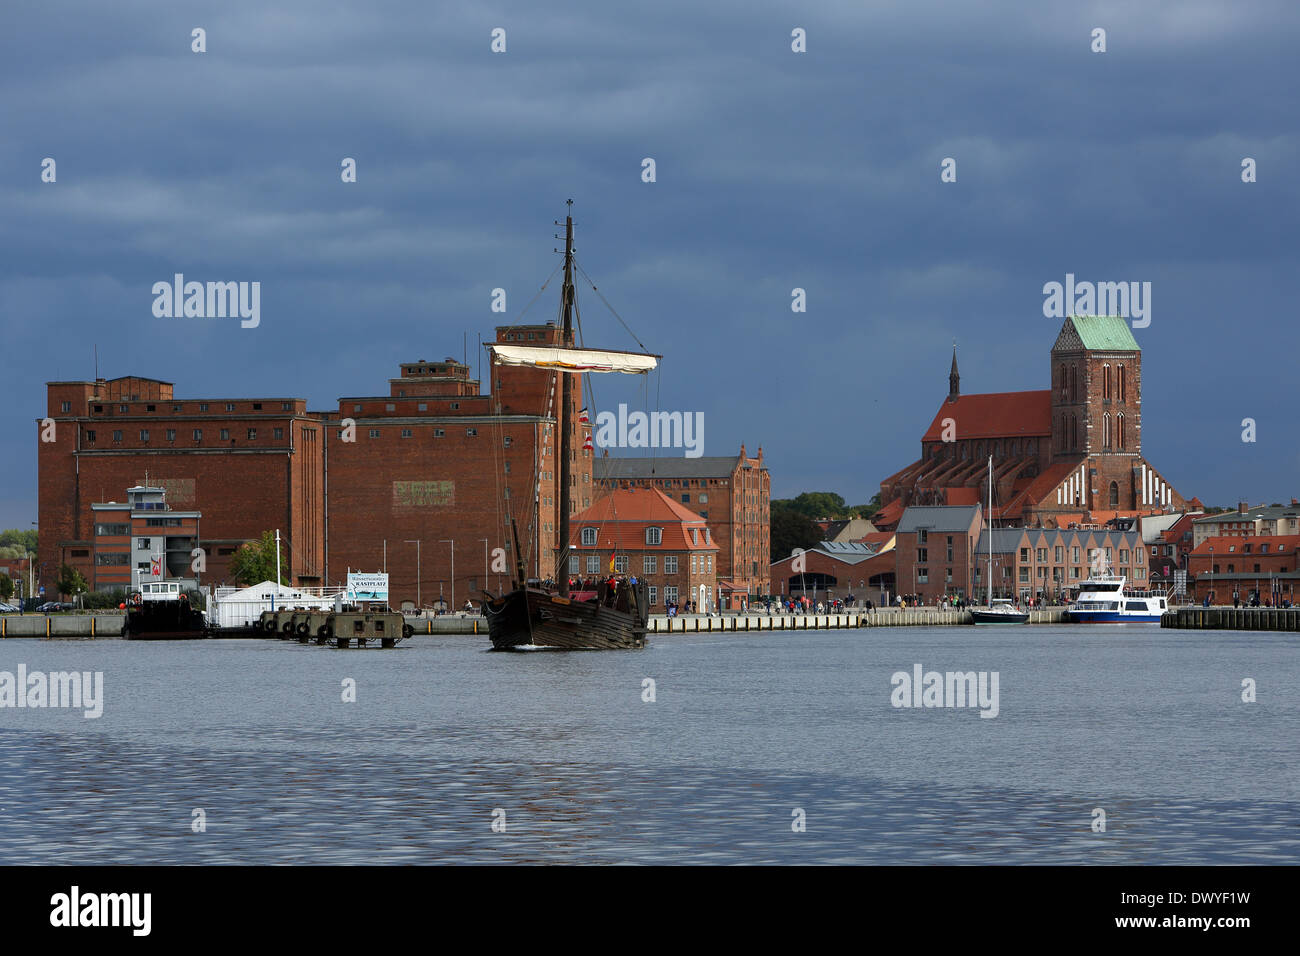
[
  {"left": 228, "top": 532, "right": 288, "bottom": 587},
  {"left": 0, "top": 575, "right": 12, "bottom": 603},
  {"left": 56, "top": 564, "right": 88, "bottom": 605},
  {"left": 771, "top": 508, "right": 822, "bottom": 562},
  {"left": 0, "top": 529, "right": 38, "bottom": 553}
]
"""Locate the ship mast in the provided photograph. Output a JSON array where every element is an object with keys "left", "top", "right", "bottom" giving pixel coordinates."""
[
  {"left": 987, "top": 455, "right": 993, "bottom": 607},
  {"left": 557, "top": 203, "right": 575, "bottom": 598}
]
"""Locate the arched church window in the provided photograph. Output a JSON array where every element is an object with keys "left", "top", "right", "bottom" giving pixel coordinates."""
[
  {"left": 1117, "top": 413, "right": 1125, "bottom": 450},
  {"left": 1118, "top": 365, "right": 1126, "bottom": 403},
  {"left": 1109, "top": 482, "right": 1119, "bottom": 509},
  {"left": 1103, "top": 364, "right": 1111, "bottom": 400},
  {"left": 1071, "top": 366, "right": 1078, "bottom": 403},
  {"left": 1103, "top": 412, "right": 1111, "bottom": 449}
]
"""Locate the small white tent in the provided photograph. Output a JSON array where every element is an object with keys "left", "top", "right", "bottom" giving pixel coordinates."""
[{"left": 209, "top": 581, "right": 344, "bottom": 630}]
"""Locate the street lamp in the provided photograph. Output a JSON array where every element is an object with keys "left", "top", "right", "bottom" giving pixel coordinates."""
[
  {"left": 404, "top": 540, "right": 420, "bottom": 609},
  {"left": 440, "top": 539, "right": 454, "bottom": 610}
]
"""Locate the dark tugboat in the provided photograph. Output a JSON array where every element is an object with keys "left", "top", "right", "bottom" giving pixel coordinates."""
[
  {"left": 483, "top": 204, "right": 656, "bottom": 650},
  {"left": 122, "top": 581, "right": 208, "bottom": 640}
]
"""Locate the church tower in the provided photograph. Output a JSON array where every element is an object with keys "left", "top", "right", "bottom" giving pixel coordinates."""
[{"left": 1049, "top": 315, "right": 1141, "bottom": 463}]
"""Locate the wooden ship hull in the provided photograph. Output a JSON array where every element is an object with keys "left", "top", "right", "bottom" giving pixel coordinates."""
[{"left": 484, "top": 584, "right": 648, "bottom": 650}]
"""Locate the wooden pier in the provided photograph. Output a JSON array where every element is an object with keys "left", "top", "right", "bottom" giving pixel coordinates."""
[{"left": 1161, "top": 606, "right": 1300, "bottom": 631}]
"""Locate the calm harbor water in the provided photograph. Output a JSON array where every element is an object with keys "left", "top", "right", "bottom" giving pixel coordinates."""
[{"left": 1, "top": 625, "right": 1296, "bottom": 864}]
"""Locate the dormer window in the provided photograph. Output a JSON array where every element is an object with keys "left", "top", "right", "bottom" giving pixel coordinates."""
[
  {"left": 581, "top": 528, "right": 597, "bottom": 546},
  {"left": 646, "top": 527, "right": 663, "bottom": 546}
]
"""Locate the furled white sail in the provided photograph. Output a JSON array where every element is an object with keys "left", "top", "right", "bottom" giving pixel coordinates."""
[{"left": 489, "top": 345, "right": 658, "bottom": 373}]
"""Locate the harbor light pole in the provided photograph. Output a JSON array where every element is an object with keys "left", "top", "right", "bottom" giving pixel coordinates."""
[
  {"left": 404, "top": 540, "right": 421, "bottom": 608},
  {"left": 440, "top": 539, "right": 454, "bottom": 610}
]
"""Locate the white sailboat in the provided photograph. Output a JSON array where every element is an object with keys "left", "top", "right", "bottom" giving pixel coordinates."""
[{"left": 970, "top": 455, "right": 1029, "bottom": 624}]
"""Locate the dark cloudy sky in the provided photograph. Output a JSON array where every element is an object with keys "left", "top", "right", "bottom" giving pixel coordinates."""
[{"left": 2, "top": 0, "right": 1297, "bottom": 532}]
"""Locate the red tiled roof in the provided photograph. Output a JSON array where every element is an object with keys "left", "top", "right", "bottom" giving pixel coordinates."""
[
  {"left": 872, "top": 499, "right": 905, "bottom": 528},
  {"left": 857, "top": 531, "right": 895, "bottom": 548},
  {"left": 572, "top": 487, "right": 716, "bottom": 552},
  {"left": 922, "top": 391, "right": 1051, "bottom": 442},
  {"left": 944, "top": 487, "right": 981, "bottom": 506},
  {"left": 1192, "top": 535, "right": 1300, "bottom": 555}
]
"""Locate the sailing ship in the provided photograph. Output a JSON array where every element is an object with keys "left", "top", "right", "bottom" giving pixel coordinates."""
[
  {"left": 970, "top": 455, "right": 1029, "bottom": 624},
  {"left": 122, "top": 580, "right": 209, "bottom": 639},
  {"left": 482, "top": 205, "right": 656, "bottom": 650}
]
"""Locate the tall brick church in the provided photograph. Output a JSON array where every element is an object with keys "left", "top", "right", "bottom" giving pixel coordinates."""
[{"left": 877, "top": 315, "right": 1187, "bottom": 528}]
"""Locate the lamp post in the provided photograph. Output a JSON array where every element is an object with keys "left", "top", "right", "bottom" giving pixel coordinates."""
[
  {"left": 440, "top": 539, "right": 454, "bottom": 610},
  {"left": 404, "top": 540, "right": 420, "bottom": 609}
]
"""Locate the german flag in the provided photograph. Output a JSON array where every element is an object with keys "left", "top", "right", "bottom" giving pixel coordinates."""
[{"left": 609, "top": 550, "right": 616, "bottom": 572}]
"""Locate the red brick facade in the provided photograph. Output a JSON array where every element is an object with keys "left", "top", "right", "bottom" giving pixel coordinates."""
[
  {"left": 37, "top": 324, "right": 589, "bottom": 607},
  {"left": 594, "top": 446, "right": 770, "bottom": 596}
]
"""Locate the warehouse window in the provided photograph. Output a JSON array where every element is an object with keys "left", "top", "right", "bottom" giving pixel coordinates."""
[
  {"left": 252, "top": 403, "right": 262, "bottom": 410},
  {"left": 87, "top": 430, "right": 96, "bottom": 443},
  {"left": 112, "top": 430, "right": 122, "bottom": 442},
  {"left": 369, "top": 429, "right": 380, "bottom": 439},
  {"left": 193, "top": 429, "right": 202, "bottom": 441},
  {"left": 434, "top": 429, "right": 445, "bottom": 438},
  {"left": 466, "top": 428, "right": 477, "bottom": 437},
  {"left": 166, "top": 429, "right": 176, "bottom": 442},
  {"left": 225, "top": 403, "right": 235, "bottom": 412},
  {"left": 220, "top": 429, "right": 230, "bottom": 440},
  {"left": 139, "top": 430, "right": 150, "bottom": 442},
  {"left": 198, "top": 403, "right": 208, "bottom": 412},
  {"left": 60, "top": 401, "right": 71, "bottom": 413},
  {"left": 401, "top": 429, "right": 413, "bottom": 438},
  {"left": 273, "top": 428, "right": 283, "bottom": 439}
]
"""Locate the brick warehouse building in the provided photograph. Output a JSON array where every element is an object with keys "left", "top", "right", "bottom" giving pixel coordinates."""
[
  {"left": 593, "top": 446, "right": 770, "bottom": 598},
  {"left": 876, "top": 316, "right": 1187, "bottom": 529},
  {"left": 37, "top": 322, "right": 591, "bottom": 605}
]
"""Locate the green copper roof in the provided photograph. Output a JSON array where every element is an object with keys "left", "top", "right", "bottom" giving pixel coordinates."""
[{"left": 1070, "top": 315, "right": 1140, "bottom": 351}]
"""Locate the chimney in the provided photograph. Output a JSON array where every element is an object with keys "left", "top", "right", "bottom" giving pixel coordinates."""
[
  {"left": 1291, "top": 498, "right": 1298, "bottom": 507},
  {"left": 1238, "top": 501, "right": 1248, "bottom": 514}
]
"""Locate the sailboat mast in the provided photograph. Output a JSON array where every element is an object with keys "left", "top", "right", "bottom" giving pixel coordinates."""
[
  {"left": 987, "top": 455, "right": 993, "bottom": 606},
  {"left": 557, "top": 209, "right": 575, "bottom": 597}
]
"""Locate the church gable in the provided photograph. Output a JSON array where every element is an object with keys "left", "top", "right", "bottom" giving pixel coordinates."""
[{"left": 1051, "top": 318, "right": 1084, "bottom": 352}]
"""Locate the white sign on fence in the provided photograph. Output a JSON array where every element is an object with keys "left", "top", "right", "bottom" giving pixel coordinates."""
[{"left": 346, "top": 572, "right": 389, "bottom": 602}]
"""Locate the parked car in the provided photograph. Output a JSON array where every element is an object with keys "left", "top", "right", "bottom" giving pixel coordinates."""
[
  {"left": 36, "top": 601, "right": 72, "bottom": 613},
  {"left": 0, "top": 603, "right": 17, "bottom": 613}
]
